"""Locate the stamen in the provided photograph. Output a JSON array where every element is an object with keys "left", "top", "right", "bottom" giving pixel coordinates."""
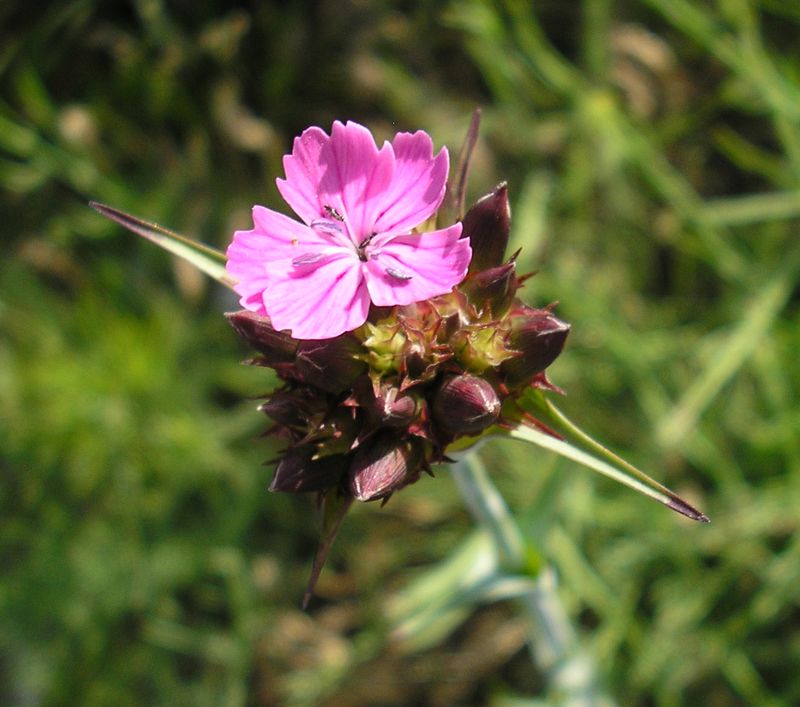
[
  {"left": 292, "top": 252, "right": 328, "bottom": 268},
  {"left": 356, "top": 233, "right": 377, "bottom": 262},
  {"left": 386, "top": 267, "right": 413, "bottom": 281},
  {"left": 309, "top": 219, "right": 344, "bottom": 237}
]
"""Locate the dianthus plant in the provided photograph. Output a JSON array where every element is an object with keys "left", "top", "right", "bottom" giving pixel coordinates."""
[{"left": 92, "top": 115, "right": 708, "bottom": 608}]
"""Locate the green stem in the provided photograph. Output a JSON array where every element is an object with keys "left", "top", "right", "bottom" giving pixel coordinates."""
[
  {"left": 451, "top": 454, "right": 524, "bottom": 569},
  {"left": 452, "top": 455, "right": 612, "bottom": 706}
]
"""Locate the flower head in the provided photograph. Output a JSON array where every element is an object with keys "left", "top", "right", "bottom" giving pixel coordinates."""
[
  {"left": 227, "top": 174, "right": 571, "bottom": 604},
  {"left": 223, "top": 120, "right": 572, "bottom": 603},
  {"left": 227, "top": 121, "right": 472, "bottom": 339}
]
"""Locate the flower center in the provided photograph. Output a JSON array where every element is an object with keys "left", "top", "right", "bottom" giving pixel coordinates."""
[
  {"left": 357, "top": 234, "right": 375, "bottom": 262},
  {"left": 303, "top": 205, "right": 413, "bottom": 281}
]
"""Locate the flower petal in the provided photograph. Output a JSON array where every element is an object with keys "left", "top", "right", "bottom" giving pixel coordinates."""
[
  {"left": 317, "top": 121, "right": 395, "bottom": 243},
  {"left": 263, "top": 253, "right": 371, "bottom": 339},
  {"left": 226, "top": 258, "right": 269, "bottom": 314},
  {"left": 276, "top": 126, "right": 329, "bottom": 224},
  {"left": 373, "top": 131, "right": 449, "bottom": 234},
  {"left": 364, "top": 223, "right": 471, "bottom": 306},
  {"left": 226, "top": 206, "right": 333, "bottom": 313}
]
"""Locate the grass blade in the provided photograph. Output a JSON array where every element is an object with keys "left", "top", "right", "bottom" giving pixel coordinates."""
[{"left": 657, "top": 246, "right": 800, "bottom": 449}]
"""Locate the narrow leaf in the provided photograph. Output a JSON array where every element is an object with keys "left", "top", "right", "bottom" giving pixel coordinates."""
[
  {"left": 440, "top": 108, "right": 481, "bottom": 224},
  {"left": 90, "top": 202, "right": 235, "bottom": 288},
  {"left": 303, "top": 490, "right": 353, "bottom": 609},
  {"left": 514, "top": 391, "right": 709, "bottom": 522}
]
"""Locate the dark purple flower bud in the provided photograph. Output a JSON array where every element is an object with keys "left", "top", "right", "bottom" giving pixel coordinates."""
[
  {"left": 502, "top": 309, "right": 570, "bottom": 387},
  {"left": 259, "top": 387, "right": 331, "bottom": 428},
  {"left": 432, "top": 374, "right": 502, "bottom": 436},
  {"left": 226, "top": 310, "right": 298, "bottom": 363},
  {"left": 349, "top": 433, "right": 422, "bottom": 501},
  {"left": 372, "top": 385, "right": 419, "bottom": 427},
  {"left": 296, "top": 334, "right": 367, "bottom": 393},
  {"left": 459, "top": 260, "right": 519, "bottom": 317},
  {"left": 462, "top": 183, "right": 511, "bottom": 273},
  {"left": 270, "top": 446, "right": 349, "bottom": 493},
  {"left": 259, "top": 392, "right": 305, "bottom": 427}
]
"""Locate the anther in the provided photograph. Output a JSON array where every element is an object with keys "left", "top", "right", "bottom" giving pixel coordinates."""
[{"left": 386, "top": 267, "right": 413, "bottom": 281}]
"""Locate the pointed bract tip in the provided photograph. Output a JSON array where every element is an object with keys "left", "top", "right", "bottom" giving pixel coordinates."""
[
  {"left": 89, "top": 201, "right": 123, "bottom": 218},
  {"left": 89, "top": 201, "right": 146, "bottom": 230},
  {"left": 303, "top": 491, "right": 354, "bottom": 608},
  {"left": 665, "top": 494, "right": 710, "bottom": 523},
  {"left": 89, "top": 201, "right": 132, "bottom": 228},
  {"left": 301, "top": 589, "right": 313, "bottom": 610}
]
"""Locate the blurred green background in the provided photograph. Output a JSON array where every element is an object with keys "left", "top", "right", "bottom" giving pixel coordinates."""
[{"left": 2, "top": 0, "right": 800, "bottom": 704}]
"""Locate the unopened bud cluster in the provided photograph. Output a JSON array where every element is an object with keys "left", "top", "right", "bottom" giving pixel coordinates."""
[{"left": 228, "top": 184, "right": 570, "bottom": 504}]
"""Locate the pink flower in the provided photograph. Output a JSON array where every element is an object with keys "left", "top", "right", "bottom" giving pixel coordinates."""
[{"left": 226, "top": 121, "right": 472, "bottom": 339}]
